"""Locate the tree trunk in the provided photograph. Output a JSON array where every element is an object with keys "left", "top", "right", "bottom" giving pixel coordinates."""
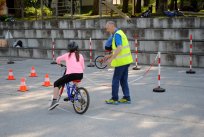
[
  {"left": 144, "top": 0, "right": 150, "bottom": 7},
  {"left": 13, "top": 0, "right": 22, "bottom": 17},
  {"left": 164, "top": 0, "right": 168, "bottom": 10},
  {"left": 122, "top": 0, "right": 129, "bottom": 13},
  {"left": 135, "top": 0, "right": 141, "bottom": 13},
  {"left": 157, "top": 0, "right": 167, "bottom": 14},
  {"left": 48, "top": 0, "right": 52, "bottom": 8},
  {"left": 92, "top": 0, "right": 99, "bottom": 15},
  {"left": 169, "top": 0, "right": 178, "bottom": 10},
  {"left": 169, "top": 0, "right": 174, "bottom": 10},
  {"left": 156, "top": 0, "right": 159, "bottom": 12},
  {"left": 180, "top": 0, "right": 184, "bottom": 10},
  {"left": 174, "top": 0, "right": 178, "bottom": 10}
]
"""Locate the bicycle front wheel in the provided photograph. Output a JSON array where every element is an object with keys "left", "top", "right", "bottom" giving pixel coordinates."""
[
  {"left": 73, "top": 87, "right": 90, "bottom": 114},
  {"left": 94, "top": 55, "right": 107, "bottom": 69}
]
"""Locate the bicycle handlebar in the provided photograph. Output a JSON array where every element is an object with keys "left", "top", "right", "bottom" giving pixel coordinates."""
[{"left": 58, "top": 64, "right": 66, "bottom": 68}]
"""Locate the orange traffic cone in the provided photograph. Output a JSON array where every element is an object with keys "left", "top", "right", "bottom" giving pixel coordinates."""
[
  {"left": 42, "top": 74, "right": 52, "bottom": 87},
  {"left": 29, "top": 66, "right": 37, "bottom": 77},
  {"left": 18, "top": 77, "right": 28, "bottom": 92},
  {"left": 7, "top": 69, "right": 15, "bottom": 80}
]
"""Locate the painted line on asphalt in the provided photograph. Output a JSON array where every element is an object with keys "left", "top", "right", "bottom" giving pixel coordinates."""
[{"left": 57, "top": 106, "right": 115, "bottom": 121}]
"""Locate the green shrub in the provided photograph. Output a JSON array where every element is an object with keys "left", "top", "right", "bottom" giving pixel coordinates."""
[{"left": 24, "top": 6, "right": 52, "bottom": 16}]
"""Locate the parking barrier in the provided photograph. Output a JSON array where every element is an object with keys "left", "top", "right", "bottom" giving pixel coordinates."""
[
  {"left": 186, "top": 34, "right": 196, "bottom": 74},
  {"left": 132, "top": 34, "right": 140, "bottom": 70},
  {"left": 51, "top": 37, "right": 57, "bottom": 64},
  {"left": 153, "top": 52, "right": 165, "bottom": 92},
  {"left": 87, "top": 37, "right": 95, "bottom": 67}
]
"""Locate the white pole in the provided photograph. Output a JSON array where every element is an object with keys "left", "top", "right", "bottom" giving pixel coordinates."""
[{"left": 158, "top": 52, "right": 161, "bottom": 88}]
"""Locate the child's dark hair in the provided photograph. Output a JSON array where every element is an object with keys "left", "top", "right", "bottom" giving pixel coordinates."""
[
  {"left": 69, "top": 50, "right": 79, "bottom": 62},
  {"left": 68, "top": 41, "right": 79, "bottom": 62}
]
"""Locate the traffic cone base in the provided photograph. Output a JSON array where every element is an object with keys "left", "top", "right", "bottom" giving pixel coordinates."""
[
  {"left": 42, "top": 81, "right": 52, "bottom": 87},
  {"left": 132, "top": 66, "right": 141, "bottom": 70},
  {"left": 7, "top": 76, "right": 15, "bottom": 80},
  {"left": 29, "top": 73, "right": 37, "bottom": 77},
  {"left": 153, "top": 87, "right": 165, "bottom": 93},
  {"left": 186, "top": 70, "right": 196, "bottom": 74},
  {"left": 7, "top": 61, "right": 14, "bottom": 64},
  {"left": 51, "top": 61, "right": 57, "bottom": 64},
  {"left": 18, "top": 86, "right": 28, "bottom": 92},
  {"left": 87, "top": 63, "right": 95, "bottom": 67}
]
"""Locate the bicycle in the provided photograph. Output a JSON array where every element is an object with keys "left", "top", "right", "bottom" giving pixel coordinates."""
[
  {"left": 57, "top": 64, "right": 90, "bottom": 114},
  {"left": 94, "top": 50, "right": 112, "bottom": 69}
]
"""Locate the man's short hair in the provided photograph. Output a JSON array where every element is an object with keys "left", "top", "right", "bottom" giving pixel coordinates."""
[{"left": 106, "top": 21, "right": 116, "bottom": 27}]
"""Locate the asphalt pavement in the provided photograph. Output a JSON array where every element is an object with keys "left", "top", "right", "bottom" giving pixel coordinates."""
[{"left": 0, "top": 58, "right": 204, "bottom": 137}]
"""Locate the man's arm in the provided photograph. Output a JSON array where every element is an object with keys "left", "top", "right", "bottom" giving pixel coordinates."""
[
  {"left": 107, "top": 46, "right": 122, "bottom": 63},
  {"left": 107, "top": 32, "right": 122, "bottom": 63}
]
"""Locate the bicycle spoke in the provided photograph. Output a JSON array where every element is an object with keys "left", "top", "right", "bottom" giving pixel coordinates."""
[{"left": 73, "top": 87, "right": 89, "bottom": 114}]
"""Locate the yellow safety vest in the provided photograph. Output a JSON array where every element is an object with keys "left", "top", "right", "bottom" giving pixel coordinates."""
[{"left": 111, "top": 30, "right": 133, "bottom": 67}]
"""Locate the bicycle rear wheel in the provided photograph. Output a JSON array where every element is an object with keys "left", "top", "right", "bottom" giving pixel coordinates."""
[
  {"left": 73, "top": 87, "right": 90, "bottom": 114},
  {"left": 94, "top": 55, "right": 107, "bottom": 69}
]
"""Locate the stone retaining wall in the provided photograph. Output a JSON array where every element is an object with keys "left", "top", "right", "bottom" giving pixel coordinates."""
[{"left": 0, "top": 17, "right": 203, "bottom": 67}]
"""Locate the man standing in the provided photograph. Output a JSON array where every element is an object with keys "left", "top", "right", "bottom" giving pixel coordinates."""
[{"left": 105, "top": 21, "right": 133, "bottom": 104}]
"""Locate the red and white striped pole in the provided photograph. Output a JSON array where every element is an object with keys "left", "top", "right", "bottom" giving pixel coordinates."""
[
  {"left": 153, "top": 52, "right": 165, "bottom": 92},
  {"left": 51, "top": 37, "right": 57, "bottom": 64},
  {"left": 87, "top": 37, "right": 95, "bottom": 67},
  {"left": 133, "top": 35, "right": 140, "bottom": 70},
  {"left": 186, "top": 34, "right": 196, "bottom": 74}
]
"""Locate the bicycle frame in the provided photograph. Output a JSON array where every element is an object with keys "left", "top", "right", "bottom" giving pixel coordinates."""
[
  {"left": 58, "top": 64, "right": 79, "bottom": 102},
  {"left": 56, "top": 64, "right": 89, "bottom": 114},
  {"left": 65, "top": 82, "right": 78, "bottom": 102}
]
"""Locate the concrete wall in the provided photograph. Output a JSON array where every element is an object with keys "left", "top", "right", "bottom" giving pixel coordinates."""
[{"left": 0, "top": 17, "right": 204, "bottom": 67}]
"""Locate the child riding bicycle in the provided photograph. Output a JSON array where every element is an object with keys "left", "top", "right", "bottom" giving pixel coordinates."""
[{"left": 49, "top": 41, "right": 85, "bottom": 110}]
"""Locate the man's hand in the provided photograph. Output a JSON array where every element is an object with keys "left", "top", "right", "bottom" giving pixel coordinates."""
[
  {"left": 107, "top": 57, "right": 113, "bottom": 64},
  {"left": 104, "top": 55, "right": 111, "bottom": 60}
]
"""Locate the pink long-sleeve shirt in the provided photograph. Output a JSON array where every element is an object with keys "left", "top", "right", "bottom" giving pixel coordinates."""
[{"left": 56, "top": 52, "right": 85, "bottom": 75}]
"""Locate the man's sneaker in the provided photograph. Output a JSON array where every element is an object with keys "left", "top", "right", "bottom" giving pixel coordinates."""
[
  {"left": 105, "top": 99, "right": 119, "bottom": 105},
  {"left": 48, "top": 100, "right": 59, "bottom": 110},
  {"left": 119, "top": 98, "right": 131, "bottom": 104}
]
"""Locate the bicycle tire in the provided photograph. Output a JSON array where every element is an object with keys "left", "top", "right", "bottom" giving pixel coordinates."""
[
  {"left": 73, "top": 87, "right": 90, "bottom": 114},
  {"left": 94, "top": 55, "right": 107, "bottom": 69}
]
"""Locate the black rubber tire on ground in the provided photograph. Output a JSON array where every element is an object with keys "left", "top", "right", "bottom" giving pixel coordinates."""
[
  {"left": 73, "top": 87, "right": 90, "bottom": 114},
  {"left": 94, "top": 55, "right": 107, "bottom": 69}
]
